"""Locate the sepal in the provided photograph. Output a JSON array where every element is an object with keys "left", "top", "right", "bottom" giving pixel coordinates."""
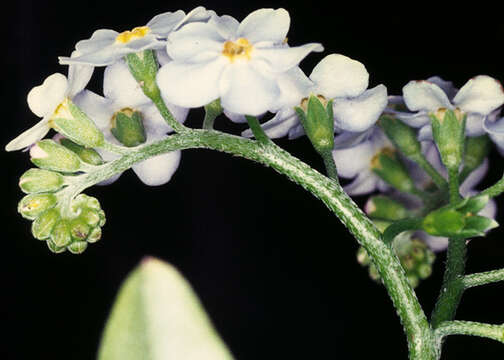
[
  {"left": 430, "top": 108, "right": 466, "bottom": 170},
  {"left": 370, "top": 148, "right": 416, "bottom": 193},
  {"left": 365, "top": 195, "right": 409, "bottom": 221},
  {"left": 125, "top": 50, "right": 159, "bottom": 99},
  {"left": 111, "top": 108, "right": 147, "bottom": 147},
  {"left": 379, "top": 115, "right": 421, "bottom": 159},
  {"left": 19, "top": 168, "right": 64, "bottom": 194},
  {"left": 59, "top": 137, "right": 104, "bottom": 165},
  {"left": 30, "top": 139, "right": 82, "bottom": 172},
  {"left": 295, "top": 95, "right": 334, "bottom": 154},
  {"left": 51, "top": 98, "right": 104, "bottom": 148}
]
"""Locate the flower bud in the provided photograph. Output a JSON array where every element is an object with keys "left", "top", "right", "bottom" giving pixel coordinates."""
[
  {"left": 18, "top": 193, "right": 58, "bottom": 220},
  {"left": 51, "top": 98, "right": 104, "bottom": 148},
  {"left": 111, "top": 108, "right": 147, "bottom": 147},
  {"left": 47, "top": 239, "right": 66, "bottom": 254},
  {"left": 295, "top": 95, "right": 334, "bottom": 154},
  {"left": 30, "top": 139, "right": 81, "bottom": 172},
  {"left": 370, "top": 148, "right": 416, "bottom": 193},
  {"left": 422, "top": 208, "right": 465, "bottom": 237},
  {"left": 430, "top": 108, "right": 466, "bottom": 170},
  {"left": 68, "top": 241, "right": 88, "bottom": 254},
  {"left": 31, "top": 208, "right": 60, "bottom": 240},
  {"left": 379, "top": 115, "right": 421, "bottom": 159},
  {"left": 125, "top": 50, "right": 159, "bottom": 99},
  {"left": 51, "top": 220, "right": 72, "bottom": 247},
  {"left": 365, "top": 195, "right": 409, "bottom": 221},
  {"left": 461, "top": 135, "right": 490, "bottom": 178},
  {"left": 19, "top": 168, "right": 64, "bottom": 194},
  {"left": 59, "top": 138, "right": 103, "bottom": 165}
]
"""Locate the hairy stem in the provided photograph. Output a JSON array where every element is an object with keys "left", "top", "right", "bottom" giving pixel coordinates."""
[
  {"left": 463, "top": 268, "right": 504, "bottom": 289},
  {"left": 74, "top": 129, "right": 436, "bottom": 359},
  {"left": 319, "top": 149, "right": 339, "bottom": 182},
  {"left": 434, "top": 321, "right": 504, "bottom": 345}
]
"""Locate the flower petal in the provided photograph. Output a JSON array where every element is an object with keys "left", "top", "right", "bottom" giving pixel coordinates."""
[
  {"left": 402, "top": 80, "right": 452, "bottom": 112},
  {"left": 138, "top": 101, "right": 188, "bottom": 135},
  {"left": 157, "top": 58, "right": 226, "bottom": 108},
  {"left": 147, "top": 10, "right": 186, "bottom": 36},
  {"left": 272, "top": 67, "right": 313, "bottom": 110},
  {"left": 332, "top": 84, "right": 388, "bottom": 132},
  {"left": 460, "top": 159, "right": 488, "bottom": 194},
  {"left": 427, "top": 76, "right": 457, "bottom": 100},
  {"left": 242, "top": 108, "right": 298, "bottom": 138},
  {"left": 332, "top": 128, "right": 374, "bottom": 149},
  {"left": 465, "top": 113, "right": 485, "bottom": 136},
  {"left": 310, "top": 54, "right": 369, "bottom": 98},
  {"left": 237, "top": 8, "right": 290, "bottom": 44},
  {"left": 453, "top": 75, "right": 504, "bottom": 115},
  {"left": 27, "top": 73, "right": 68, "bottom": 117},
  {"left": 166, "top": 22, "right": 225, "bottom": 62},
  {"left": 5, "top": 118, "right": 50, "bottom": 151},
  {"left": 219, "top": 63, "right": 279, "bottom": 115},
  {"left": 395, "top": 111, "right": 430, "bottom": 128},
  {"left": 252, "top": 43, "right": 324, "bottom": 74},
  {"left": 419, "top": 233, "right": 448, "bottom": 252},
  {"left": 66, "top": 50, "right": 94, "bottom": 98},
  {"left": 132, "top": 149, "right": 181, "bottom": 186},
  {"left": 208, "top": 15, "right": 240, "bottom": 39},
  {"left": 103, "top": 60, "right": 151, "bottom": 107},
  {"left": 331, "top": 140, "right": 375, "bottom": 178},
  {"left": 418, "top": 125, "right": 433, "bottom": 141},
  {"left": 343, "top": 171, "right": 379, "bottom": 196}
]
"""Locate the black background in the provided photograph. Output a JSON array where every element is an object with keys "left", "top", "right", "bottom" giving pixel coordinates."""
[{"left": 3, "top": 1, "right": 504, "bottom": 359}]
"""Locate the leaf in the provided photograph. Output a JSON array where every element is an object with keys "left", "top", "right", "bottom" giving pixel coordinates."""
[{"left": 98, "top": 257, "right": 235, "bottom": 360}]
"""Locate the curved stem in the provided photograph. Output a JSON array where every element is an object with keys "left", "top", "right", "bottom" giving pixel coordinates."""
[
  {"left": 414, "top": 154, "right": 448, "bottom": 191},
  {"left": 319, "top": 149, "right": 339, "bottom": 182},
  {"left": 74, "top": 129, "right": 436, "bottom": 359},
  {"left": 245, "top": 116, "right": 271, "bottom": 145},
  {"left": 482, "top": 173, "right": 504, "bottom": 198}
]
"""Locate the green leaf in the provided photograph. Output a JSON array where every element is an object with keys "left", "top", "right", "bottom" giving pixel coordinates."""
[{"left": 98, "top": 257, "right": 234, "bottom": 360}]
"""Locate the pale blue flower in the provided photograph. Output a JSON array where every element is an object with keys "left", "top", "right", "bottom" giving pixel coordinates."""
[
  {"left": 58, "top": 7, "right": 211, "bottom": 66},
  {"left": 156, "top": 8, "right": 323, "bottom": 116}
]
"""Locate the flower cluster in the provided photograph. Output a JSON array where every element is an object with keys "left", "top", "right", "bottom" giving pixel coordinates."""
[{"left": 6, "top": 5, "right": 504, "bottom": 276}]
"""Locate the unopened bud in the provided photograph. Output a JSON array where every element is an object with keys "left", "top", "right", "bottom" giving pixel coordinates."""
[
  {"left": 430, "top": 108, "right": 466, "bottom": 170},
  {"left": 365, "top": 195, "right": 409, "bottom": 221},
  {"left": 47, "top": 239, "right": 66, "bottom": 254},
  {"left": 371, "top": 147, "right": 416, "bottom": 193},
  {"left": 19, "top": 168, "right": 64, "bottom": 194},
  {"left": 18, "top": 193, "right": 58, "bottom": 220},
  {"left": 51, "top": 220, "right": 72, "bottom": 247},
  {"left": 295, "top": 94, "right": 334, "bottom": 154},
  {"left": 111, "top": 108, "right": 146, "bottom": 147},
  {"left": 379, "top": 115, "right": 421, "bottom": 159},
  {"left": 125, "top": 50, "right": 159, "bottom": 99},
  {"left": 59, "top": 138, "right": 103, "bottom": 165},
  {"left": 51, "top": 98, "right": 104, "bottom": 147},
  {"left": 30, "top": 139, "right": 81, "bottom": 172},
  {"left": 31, "top": 208, "right": 60, "bottom": 240},
  {"left": 68, "top": 241, "right": 88, "bottom": 254}
]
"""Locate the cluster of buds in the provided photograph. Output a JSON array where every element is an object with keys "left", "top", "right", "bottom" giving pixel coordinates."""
[{"left": 17, "top": 138, "right": 106, "bottom": 254}]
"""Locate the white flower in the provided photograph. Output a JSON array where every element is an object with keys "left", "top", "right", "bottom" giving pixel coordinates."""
[
  {"left": 6, "top": 53, "right": 93, "bottom": 151},
  {"left": 331, "top": 127, "right": 390, "bottom": 196},
  {"left": 73, "top": 60, "right": 188, "bottom": 186},
  {"left": 58, "top": 7, "right": 212, "bottom": 67},
  {"left": 156, "top": 8, "right": 323, "bottom": 116},
  {"left": 242, "top": 54, "right": 388, "bottom": 139},
  {"left": 391, "top": 75, "right": 504, "bottom": 140}
]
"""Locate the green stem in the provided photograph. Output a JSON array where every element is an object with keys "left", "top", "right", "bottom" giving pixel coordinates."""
[
  {"left": 150, "top": 91, "right": 188, "bottom": 134},
  {"left": 203, "top": 111, "right": 217, "bottom": 130},
  {"left": 463, "top": 268, "right": 504, "bottom": 289},
  {"left": 482, "top": 173, "right": 504, "bottom": 198},
  {"left": 73, "top": 129, "right": 435, "bottom": 359},
  {"left": 245, "top": 116, "right": 271, "bottom": 145},
  {"left": 383, "top": 218, "right": 423, "bottom": 245},
  {"left": 431, "top": 237, "right": 467, "bottom": 329},
  {"left": 414, "top": 154, "right": 448, "bottom": 191},
  {"left": 448, "top": 167, "right": 461, "bottom": 203},
  {"left": 434, "top": 321, "right": 504, "bottom": 345},
  {"left": 319, "top": 149, "right": 339, "bottom": 182}
]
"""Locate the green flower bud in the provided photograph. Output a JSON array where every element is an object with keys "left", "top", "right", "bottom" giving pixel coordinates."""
[
  {"left": 87, "top": 227, "right": 102, "bottom": 243},
  {"left": 125, "top": 50, "right": 159, "bottom": 99},
  {"left": 47, "top": 239, "right": 66, "bottom": 254},
  {"left": 417, "top": 263, "right": 433, "bottom": 279},
  {"left": 18, "top": 193, "right": 58, "bottom": 220},
  {"left": 19, "top": 168, "right": 64, "bottom": 194},
  {"left": 110, "top": 108, "right": 146, "bottom": 147},
  {"left": 461, "top": 135, "right": 490, "bottom": 179},
  {"left": 68, "top": 241, "right": 88, "bottom": 254},
  {"left": 379, "top": 115, "right": 421, "bottom": 159},
  {"left": 31, "top": 208, "right": 60, "bottom": 240},
  {"left": 59, "top": 138, "right": 103, "bottom": 165},
  {"left": 51, "top": 220, "right": 72, "bottom": 247},
  {"left": 365, "top": 195, "right": 409, "bottom": 221},
  {"left": 30, "top": 139, "right": 81, "bottom": 172},
  {"left": 430, "top": 108, "right": 466, "bottom": 170},
  {"left": 407, "top": 274, "right": 420, "bottom": 288},
  {"left": 371, "top": 148, "right": 416, "bottom": 193},
  {"left": 295, "top": 95, "right": 334, "bottom": 154},
  {"left": 356, "top": 246, "right": 371, "bottom": 266},
  {"left": 423, "top": 208, "right": 465, "bottom": 236},
  {"left": 69, "top": 218, "right": 91, "bottom": 241},
  {"left": 368, "top": 264, "right": 380, "bottom": 281},
  {"left": 51, "top": 98, "right": 104, "bottom": 148}
]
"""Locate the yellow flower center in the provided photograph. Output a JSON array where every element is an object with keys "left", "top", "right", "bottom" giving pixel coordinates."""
[
  {"left": 111, "top": 107, "right": 135, "bottom": 128},
  {"left": 222, "top": 38, "right": 253, "bottom": 62},
  {"left": 115, "top": 26, "right": 151, "bottom": 44}
]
